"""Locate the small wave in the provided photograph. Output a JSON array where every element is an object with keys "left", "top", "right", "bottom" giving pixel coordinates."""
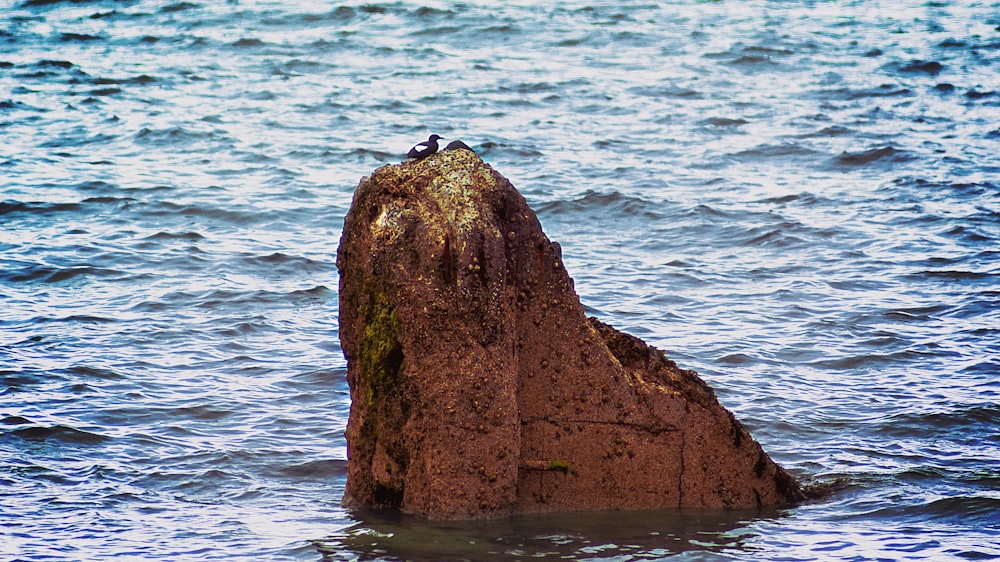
[
  {"left": 342, "top": 147, "right": 396, "bottom": 162},
  {"left": 959, "top": 468, "right": 1000, "bottom": 488},
  {"left": 790, "top": 125, "right": 855, "bottom": 142},
  {"left": 57, "top": 314, "right": 117, "bottom": 323},
  {"left": 942, "top": 225, "right": 991, "bottom": 243},
  {"left": 705, "top": 44, "right": 792, "bottom": 67},
  {"left": 687, "top": 203, "right": 737, "bottom": 219},
  {"left": 965, "top": 89, "right": 997, "bottom": 100},
  {"left": 555, "top": 36, "right": 591, "bottom": 47},
  {"left": 82, "top": 196, "right": 134, "bottom": 204},
  {"left": 890, "top": 59, "right": 945, "bottom": 76},
  {"left": 264, "top": 6, "right": 361, "bottom": 25},
  {"left": 282, "top": 367, "right": 343, "bottom": 388},
  {"left": 88, "top": 10, "right": 124, "bottom": 20},
  {"left": 740, "top": 227, "right": 808, "bottom": 248},
  {"left": 34, "top": 59, "right": 75, "bottom": 68},
  {"left": 91, "top": 74, "right": 158, "bottom": 86},
  {"left": 744, "top": 45, "right": 795, "bottom": 56},
  {"left": 477, "top": 141, "right": 542, "bottom": 158},
  {"left": 817, "top": 85, "right": 913, "bottom": 100},
  {"left": 501, "top": 81, "right": 559, "bottom": 94},
  {"left": 289, "top": 285, "right": 331, "bottom": 298},
  {"left": 866, "top": 495, "right": 1000, "bottom": 525},
  {"left": 834, "top": 146, "right": 912, "bottom": 166},
  {"left": 141, "top": 201, "right": 260, "bottom": 224},
  {"left": 699, "top": 117, "right": 748, "bottom": 127},
  {"left": 279, "top": 459, "right": 348, "bottom": 479},
  {"left": 409, "top": 25, "right": 462, "bottom": 37},
  {"left": 1, "top": 264, "right": 124, "bottom": 284},
  {"left": 245, "top": 252, "right": 320, "bottom": 267},
  {"left": 0, "top": 99, "right": 31, "bottom": 110},
  {"left": 143, "top": 231, "right": 206, "bottom": 241},
  {"left": 231, "top": 37, "right": 266, "bottom": 48},
  {"left": 7, "top": 425, "right": 111, "bottom": 445},
  {"left": 877, "top": 404, "right": 999, "bottom": 438},
  {"left": 132, "top": 127, "right": 231, "bottom": 148},
  {"left": 759, "top": 194, "right": 801, "bottom": 206},
  {"left": 174, "top": 404, "right": 233, "bottom": 421},
  {"left": 410, "top": 6, "right": 456, "bottom": 18},
  {"left": 937, "top": 38, "right": 969, "bottom": 49},
  {"left": 629, "top": 85, "right": 703, "bottom": 99},
  {"left": 88, "top": 87, "right": 121, "bottom": 96},
  {"left": 906, "top": 270, "right": 994, "bottom": 281},
  {"left": 173, "top": 468, "right": 247, "bottom": 497},
  {"left": 75, "top": 180, "right": 118, "bottom": 193},
  {"left": 41, "top": 131, "right": 117, "bottom": 148},
  {"left": 882, "top": 304, "right": 952, "bottom": 320},
  {"left": 22, "top": 0, "right": 92, "bottom": 5},
  {"left": 161, "top": 1, "right": 200, "bottom": 13},
  {"left": 184, "top": 286, "right": 331, "bottom": 309},
  {"left": 66, "top": 365, "right": 125, "bottom": 380},
  {"left": 536, "top": 190, "right": 663, "bottom": 220},
  {"left": 275, "top": 59, "right": 336, "bottom": 76},
  {"left": 730, "top": 143, "right": 820, "bottom": 162},
  {"left": 481, "top": 24, "right": 520, "bottom": 34},
  {"left": 890, "top": 177, "right": 999, "bottom": 195},
  {"left": 960, "top": 359, "right": 1000, "bottom": 377},
  {"left": 59, "top": 32, "right": 104, "bottom": 42},
  {"left": 809, "top": 351, "right": 923, "bottom": 370},
  {"left": 726, "top": 54, "right": 777, "bottom": 67},
  {"left": 0, "top": 200, "right": 81, "bottom": 217},
  {"left": 716, "top": 353, "right": 756, "bottom": 366}
]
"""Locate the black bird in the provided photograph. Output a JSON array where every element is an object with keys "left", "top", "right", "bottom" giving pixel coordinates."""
[
  {"left": 443, "top": 140, "right": 474, "bottom": 153},
  {"left": 406, "top": 134, "right": 443, "bottom": 160}
]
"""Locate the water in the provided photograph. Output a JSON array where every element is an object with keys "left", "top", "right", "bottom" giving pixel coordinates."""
[{"left": 1, "top": 0, "right": 998, "bottom": 559}]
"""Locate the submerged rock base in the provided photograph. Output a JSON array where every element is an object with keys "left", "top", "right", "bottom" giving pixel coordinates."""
[{"left": 337, "top": 149, "right": 804, "bottom": 520}]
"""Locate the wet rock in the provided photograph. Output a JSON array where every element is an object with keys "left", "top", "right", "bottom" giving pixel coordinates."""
[{"left": 337, "top": 150, "right": 804, "bottom": 520}]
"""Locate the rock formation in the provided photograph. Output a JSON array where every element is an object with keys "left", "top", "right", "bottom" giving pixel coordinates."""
[{"left": 337, "top": 148, "right": 804, "bottom": 520}]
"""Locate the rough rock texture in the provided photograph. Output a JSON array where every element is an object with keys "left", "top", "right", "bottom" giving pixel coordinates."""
[{"left": 337, "top": 149, "right": 804, "bottom": 520}]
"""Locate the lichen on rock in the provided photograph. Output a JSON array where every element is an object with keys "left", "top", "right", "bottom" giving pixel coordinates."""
[
  {"left": 358, "top": 287, "right": 402, "bottom": 407},
  {"left": 337, "top": 149, "right": 804, "bottom": 520}
]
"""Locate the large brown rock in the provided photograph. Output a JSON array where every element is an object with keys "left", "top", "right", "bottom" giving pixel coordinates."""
[{"left": 337, "top": 148, "right": 804, "bottom": 520}]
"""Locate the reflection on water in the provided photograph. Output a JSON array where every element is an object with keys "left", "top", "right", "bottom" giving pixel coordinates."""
[{"left": 318, "top": 506, "right": 780, "bottom": 561}]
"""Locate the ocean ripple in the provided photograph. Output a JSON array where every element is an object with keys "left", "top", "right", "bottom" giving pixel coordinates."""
[{"left": 2, "top": 0, "right": 998, "bottom": 559}]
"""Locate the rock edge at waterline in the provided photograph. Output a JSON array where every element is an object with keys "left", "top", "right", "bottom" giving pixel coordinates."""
[{"left": 337, "top": 149, "right": 804, "bottom": 520}]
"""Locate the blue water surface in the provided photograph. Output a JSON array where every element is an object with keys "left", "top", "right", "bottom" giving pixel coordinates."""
[{"left": 1, "top": 1, "right": 998, "bottom": 560}]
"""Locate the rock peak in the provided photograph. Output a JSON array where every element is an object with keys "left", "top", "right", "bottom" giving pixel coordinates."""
[{"left": 337, "top": 151, "right": 803, "bottom": 520}]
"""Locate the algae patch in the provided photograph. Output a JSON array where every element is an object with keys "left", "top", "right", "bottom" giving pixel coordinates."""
[
  {"left": 359, "top": 289, "right": 403, "bottom": 407},
  {"left": 548, "top": 460, "right": 569, "bottom": 474}
]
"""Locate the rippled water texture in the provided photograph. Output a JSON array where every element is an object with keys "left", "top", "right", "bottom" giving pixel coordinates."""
[{"left": 2, "top": 1, "right": 999, "bottom": 560}]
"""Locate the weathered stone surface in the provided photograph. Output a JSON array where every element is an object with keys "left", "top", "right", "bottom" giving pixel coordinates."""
[{"left": 337, "top": 149, "right": 804, "bottom": 520}]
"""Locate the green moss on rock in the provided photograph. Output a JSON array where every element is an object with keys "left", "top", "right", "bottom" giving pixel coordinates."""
[
  {"left": 359, "top": 289, "right": 403, "bottom": 407},
  {"left": 548, "top": 460, "right": 570, "bottom": 474}
]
